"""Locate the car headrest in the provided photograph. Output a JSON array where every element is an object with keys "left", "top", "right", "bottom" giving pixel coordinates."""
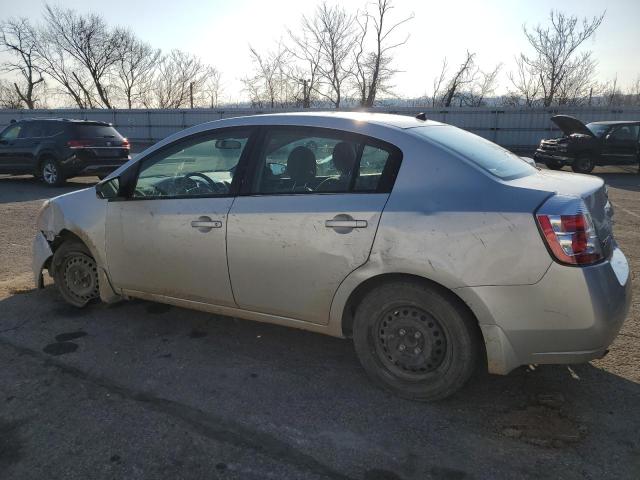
[
  {"left": 286, "top": 146, "right": 316, "bottom": 184},
  {"left": 332, "top": 142, "right": 356, "bottom": 175}
]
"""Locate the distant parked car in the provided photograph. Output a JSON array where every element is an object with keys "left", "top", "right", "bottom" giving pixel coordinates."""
[
  {"left": 0, "top": 118, "right": 130, "bottom": 186},
  {"left": 534, "top": 115, "right": 640, "bottom": 174},
  {"left": 33, "top": 112, "right": 630, "bottom": 401}
]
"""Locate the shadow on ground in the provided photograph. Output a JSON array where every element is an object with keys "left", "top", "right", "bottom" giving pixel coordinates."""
[{"left": 1, "top": 286, "right": 639, "bottom": 479}]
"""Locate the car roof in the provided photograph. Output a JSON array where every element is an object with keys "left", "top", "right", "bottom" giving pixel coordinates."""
[
  {"left": 17, "top": 118, "right": 111, "bottom": 126},
  {"left": 246, "top": 111, "right": 443, "bottom": 129}
]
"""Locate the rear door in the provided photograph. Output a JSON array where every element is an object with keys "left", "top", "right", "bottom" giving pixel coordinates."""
[
  {"left": 601, "top": 124, "right": 640, "bottom": 165},
  {"left": 226, "top": 126, "right": 401, "bottom": 325}
]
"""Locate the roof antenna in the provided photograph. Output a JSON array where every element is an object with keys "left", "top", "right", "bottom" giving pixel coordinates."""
[{"left": 415, "top": 112, "right": 427, "bottom": 121}]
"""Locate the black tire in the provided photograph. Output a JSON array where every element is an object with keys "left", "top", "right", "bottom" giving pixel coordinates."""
[
  {"left": 353, "top": 281, "right": 481, "bottom": 401},
  {"left": 571, "top": 156, "right": 595, "bottom": 174},
  {"left": 40, "top": 157, "right": 66, "bottom": 186},
  {"left": 545, "top": 159, "right": 563, "bottom": 170},
  {"left": 51, "top": 240, "right": 100, "bottom": 308}
]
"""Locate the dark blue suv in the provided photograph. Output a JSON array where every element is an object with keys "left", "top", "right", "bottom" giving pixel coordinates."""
[{"left": 0, "top": 118, "right": 130, "bottom": 186}]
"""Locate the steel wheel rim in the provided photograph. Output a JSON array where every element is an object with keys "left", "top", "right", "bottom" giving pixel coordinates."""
[
  {"left": 62, "top": 254, "right": 99, "bottom": 302},
  {"left": 374, "top": 306, "right": 448, "bottom": 380},
  {"left": 43, "top": 162, "right": 58, "bottom": 184}
]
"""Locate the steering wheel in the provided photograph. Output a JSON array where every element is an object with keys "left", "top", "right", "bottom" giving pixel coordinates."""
[{"left": 181, "top": 172, "right": 227, "bottom": 194}]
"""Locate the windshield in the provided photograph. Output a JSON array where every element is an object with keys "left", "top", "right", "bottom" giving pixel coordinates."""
[
  {"left": 410, "top": 126, "right": 535, "bottom": 180},
  {"left": 586, "top": 123, "right": 609, "bottom": 138}
]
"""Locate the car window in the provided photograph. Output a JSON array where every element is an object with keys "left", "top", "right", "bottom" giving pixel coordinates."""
[
  {"left": 250, "top": 128, "right": 398, "bottom": 194},
  {"left": 132, "top": 130, "right": 250, "bottom": 199},
  {"left": 43, "top": 122, "right": 65, "bottom": 137},
  {"left": 19, "top": 122, "right": 46, "bottom": 138},
  {"left": 586, "top": 123, "right": 609, "bottom": 138},
  {"left": 71, "top": 124, "right": 123, "bottom": 139},
  {"left": 608, "top": 125, "right": 639, "bottom": 142},
  {"left": 410, "top": 125, "right": 534, "bottom": 180},
  {"left": 0, "top": 124, "right": 21, "bottom": 141}
]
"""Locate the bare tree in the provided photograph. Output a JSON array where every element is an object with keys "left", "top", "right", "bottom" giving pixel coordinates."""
[
  {"left": 288, "top": 26, "right": 323, "bottom": 108},
  {"left": 507, "top": 56, "right": 542, "bottom": 107},
  {"left": 352, "top": 0, "right": 413, "bottom": 107},
  {"left": 114, "top": 31, "right": 160, "bottom": 108},
  {"left": 0, "top": 18, "right": 44, "bottom": 109},
  {"left": 302, "top": 2, "right": 356, "bottom": 108},
  {"left": 149, "top": 49, "right": 211, "bottom": 109},
  {"left": 440, "top": 51, "right": 476, "bottom": 107},
  {"left": 0, "top": 79, "right": 24, "bottom": 108},
  {"left": 201, "top": 68, "right": 223, "bottom": 108},
  {"left": 42, "top": 4, "right": 124, "bottom": 108},
  {"left": 463, "top": 63, "right": 502, "bottom": 107},
  {"left": 516, "top": 10, "right": 605, "bottom": 107}
]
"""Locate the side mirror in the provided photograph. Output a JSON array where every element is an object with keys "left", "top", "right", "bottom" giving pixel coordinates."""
[{"left": 96, "top": 177, "right": 121, "bottom": 200}]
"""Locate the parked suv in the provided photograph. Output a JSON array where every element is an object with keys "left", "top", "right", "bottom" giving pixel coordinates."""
[
  {"left": 0, "top": 118, "right": 130, "bottom": 186},
  {"left": 534, "top": 115, "right": 640, "bottom": 174}
]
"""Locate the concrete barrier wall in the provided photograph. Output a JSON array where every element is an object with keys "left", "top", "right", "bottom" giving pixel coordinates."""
[{"left": 1, "top": 106, "right": 638, "bottom": 152}]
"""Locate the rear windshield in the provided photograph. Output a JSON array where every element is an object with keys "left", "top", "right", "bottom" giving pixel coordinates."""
[
  {"left": 71, "top": 124, "right": 122, "bottom": 139},
  {"left": 410, "top": 126, "right": 534, "bottom": 180}
]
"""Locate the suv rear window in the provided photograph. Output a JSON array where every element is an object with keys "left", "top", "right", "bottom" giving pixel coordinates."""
[
  {"left": 410, "top": 126, "right": 534, "bottom": 180},
  {"left": 71, "top": 124, "right": 122, "bottom": 139}
]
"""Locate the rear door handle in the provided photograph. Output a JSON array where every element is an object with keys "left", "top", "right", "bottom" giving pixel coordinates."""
[{"left": 191, "top": 216, "right": 222, "bottom": 232}]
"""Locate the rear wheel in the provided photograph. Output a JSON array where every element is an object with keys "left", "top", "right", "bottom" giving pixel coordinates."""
[
  {"left": 353, "top": 281, "right": 481, "bottom": 401},
  {"left": 571, "top": 156, "right": 595, "bottom": 174},
  {"left": 51, "top": 240, "right": 100, "bottom": 308},
  {"left": 40, "top": 157, "right": 66, "bottom": 186},
  {"left": 545, "top": 159, "right": 563, "bottom": 170}
]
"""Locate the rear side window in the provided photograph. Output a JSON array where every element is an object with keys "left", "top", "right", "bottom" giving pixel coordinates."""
[
  {"left": 249, "top": 127, "right": 401, "bottom": 195},
  {"left": 411, "top": 126, "right": 534, "bottom": 180},
  {"left": 71, "top": 124, "right": 122, "bottom": 139}
]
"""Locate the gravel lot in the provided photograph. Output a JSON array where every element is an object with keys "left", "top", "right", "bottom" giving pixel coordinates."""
[{"left": 0, "top": 169, "right": 639, "bottom": 480}]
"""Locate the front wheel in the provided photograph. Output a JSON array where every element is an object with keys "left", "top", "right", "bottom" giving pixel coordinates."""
[
  {"left": 571, "top": 156, "right": 595, "bottom": 174},
  {"left": 353, "top": 281, "right": 481, "bottom": 401},
  {"left": 545, "top": 159, "right": 563, "bottom": 170},
  {"left": 40, "top": 158, "right": 66, "bottom": 186},
  {"left": 51, "top": 240, "right": 100, "bottom": 308}
]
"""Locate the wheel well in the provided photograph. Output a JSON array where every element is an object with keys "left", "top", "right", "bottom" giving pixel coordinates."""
[
  {"left": 46, "top": 230, "right": 85, "bottom": 270},
  {"left": 340, "top": 273, "right": 480, "bottom": 338}
]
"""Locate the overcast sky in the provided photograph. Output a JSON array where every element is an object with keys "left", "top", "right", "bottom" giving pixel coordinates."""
[{"left": 2, "top": 0, "right": 639, "bottom": 102}]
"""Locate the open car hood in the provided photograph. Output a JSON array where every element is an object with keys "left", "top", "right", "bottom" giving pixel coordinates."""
[{"left": 551, "top": 115, "right": 594, "bottom": 137}]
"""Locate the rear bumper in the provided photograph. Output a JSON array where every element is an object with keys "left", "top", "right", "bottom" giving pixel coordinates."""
[
  {"left": 60, "top": 154, "right": 130, "bottom": 177},
  {"left": 457, "top": 246, "right": 631, "bottom": 374}
]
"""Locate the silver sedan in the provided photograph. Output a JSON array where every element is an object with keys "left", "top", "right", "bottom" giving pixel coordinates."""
[{"left": 32, "top": 112, "right": 631, "bottom": 400}]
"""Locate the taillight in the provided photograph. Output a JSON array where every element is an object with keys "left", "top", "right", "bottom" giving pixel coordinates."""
[
  {"left": 536, "top": 195, "right": 603, "bottom": 266},
  {"left": 121, "top": 138, "right": 130, "bottom": 149},
  {"left": 67, "top": 139, "right": 93, "bottom": 148}
]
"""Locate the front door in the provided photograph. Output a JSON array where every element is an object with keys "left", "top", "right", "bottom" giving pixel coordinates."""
[
  {"left": 601, "top": 124, "right": 640, "bottom": 165},
  {"left": 105, "top": 128, "right": 254, "bottom": 306},
  {"left": 227, "top": 126, "right": 401, "bottom": 324},
  {"left": 0, "top": 123, "right": 24, "bottom": 172}
]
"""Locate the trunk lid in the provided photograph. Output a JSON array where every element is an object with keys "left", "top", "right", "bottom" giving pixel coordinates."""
[
  {"left": 551, "top": 115, "right": 595, "bottom": 137},
  {"left": 509, "top": 170, "right": 614, "bottom": 257}
]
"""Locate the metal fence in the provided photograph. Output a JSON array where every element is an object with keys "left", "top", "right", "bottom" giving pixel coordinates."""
[{"left": 1, "top": 106, "right": 639, "bottom": 152}]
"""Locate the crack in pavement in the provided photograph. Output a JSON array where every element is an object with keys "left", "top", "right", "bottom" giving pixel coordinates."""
[{"left": 0, "top": 337, "right": 356, "bottom": 480}]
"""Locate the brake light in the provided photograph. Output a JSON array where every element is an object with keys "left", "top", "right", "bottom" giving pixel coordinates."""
[
  {"left": 536, "top": 196, "right": 603, "bottom": 265},
  {"left": 121, "top": 138, "right": 130, "bottom": 149},
  {"left": 67, "top": 139, "right": 93, "bottom": 148}
]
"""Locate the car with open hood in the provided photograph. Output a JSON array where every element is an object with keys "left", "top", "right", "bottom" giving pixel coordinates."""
[
  {"left": 32, "top": 112, "right": 631, "bottom": 401},
  {"left": 534, "top": 115, "right": 640, "bottom": 174}
]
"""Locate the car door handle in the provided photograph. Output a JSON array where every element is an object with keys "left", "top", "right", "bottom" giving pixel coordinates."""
[
  {"left": 191, "top": 216, "right": 222, "bottom": 232},
  {"left": 325, "top": 219, "right": 367, "bottom": 228}
]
